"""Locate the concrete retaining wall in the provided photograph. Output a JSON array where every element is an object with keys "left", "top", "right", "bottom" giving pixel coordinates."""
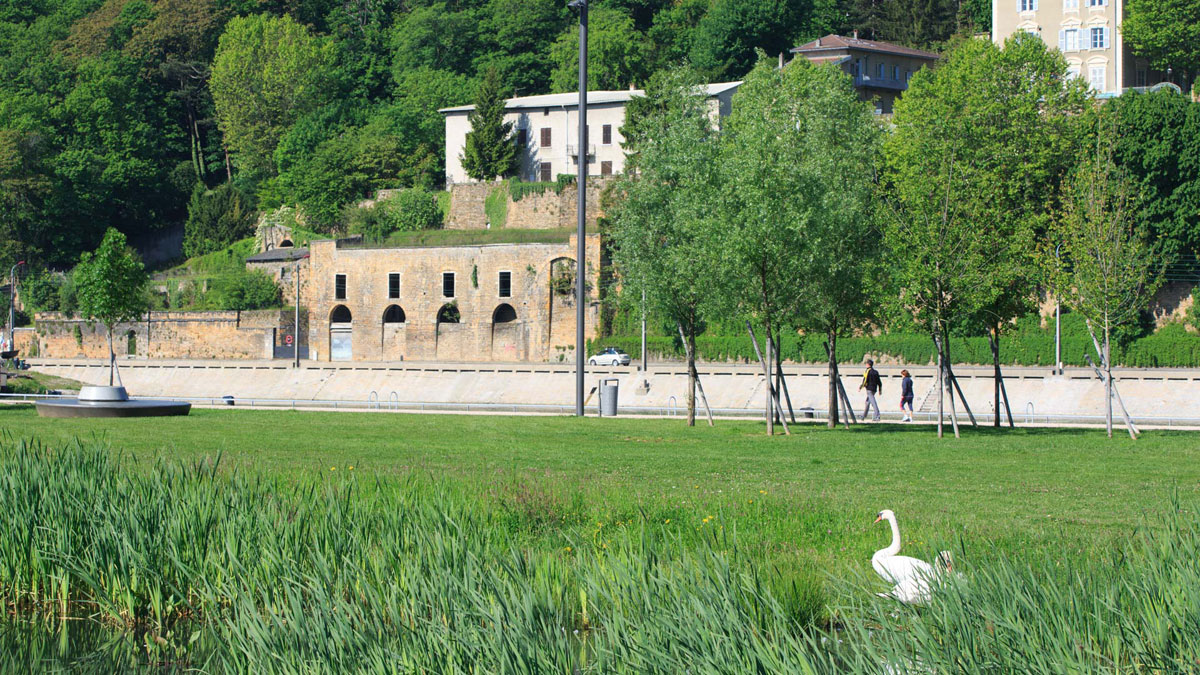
[{"left": 25, "top": 358, "right": 1200, "bottom": 421}]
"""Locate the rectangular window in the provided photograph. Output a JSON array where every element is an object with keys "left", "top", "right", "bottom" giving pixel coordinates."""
[
  {"left": 1136, "top": 69, "right": 1147, "bottom": 86},
  {"left": 602, "top": 124, "right": 612, "bottom": 145},
  {"left": 1018, "top": 0, "right": 1036, "bottom": 11},
  {"left": 388, "top": 273, "right": 400, "bottom": 299},
  {"left": 1090, "top": 26, "right": 1108, "bottom": 49},
  {"left": 905, "top": 70, "right": 913, "bottom": 83},
  {"left": 540, "top": 162, "right": 551, "bottom": 182},
  {"left": 540, "top": 127, "right": 551, "bottom": 147},
  {"left": 600, "top": 160, "right": 612, "bottom": 176},
  {"left": 1064, "top": 0, "right": 1078, "bottom": 8},
  {"left": 1066, "top": 65, "right": 1081, "bottom": 80},
  {"left": 1089, "top": 65, "right": 1106, "bottom": 91},
  {"left": 335, "top": 274, "right": 346, "bottom": 300},
  {"left": 442, "top": 272, "right": 455, "bottom": 298},
  {"left": 516, "top": 128, "right": 527, "bottom": 146},
  {"left": 1059, "top": 29, "right": 1079, "bottom": 51},
  {"left": 876, "top": 63, "right": 884, "bottom": 78},
  {"left": 1087, "top": 0, "right": 1105, "bottom": 6},
  {"left": 498, "top": 271, "right": 511, "bottom": 298},
  {"left": 892, "top": 65, "right": 899, "bottom": 80}
]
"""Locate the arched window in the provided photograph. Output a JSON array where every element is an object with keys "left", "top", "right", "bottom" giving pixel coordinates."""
[
  {"left": 125, "top": 330, "right": 137, "bottom": 356},
  {"left": 383, "top": 305, "right": 406, "bottom": 324},
  {"left": 330, "top": 305, "right": 352, "bottom": 323},
  {"left": 492, "top": 303, "right": 517, "bottom": 323},
  {"left": 437, "top": 303, "right": 460, "bottom": 324}
]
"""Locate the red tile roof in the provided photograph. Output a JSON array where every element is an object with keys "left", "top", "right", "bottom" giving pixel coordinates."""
[{"left": 792, "top": 34, "right": 939, "bottom": 61}]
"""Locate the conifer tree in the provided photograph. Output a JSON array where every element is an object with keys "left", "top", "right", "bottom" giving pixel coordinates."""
[{"left": 461, "top": 67, "right": 517, "bottom": 181}]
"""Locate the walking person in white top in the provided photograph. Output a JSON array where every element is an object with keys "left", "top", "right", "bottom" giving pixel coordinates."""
[{"left": 859, "top": 359, "right": 882, "bottom": 422}]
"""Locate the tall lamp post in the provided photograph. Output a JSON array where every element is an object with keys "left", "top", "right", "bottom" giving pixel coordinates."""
[
  {"left": 568, "top": 0, "right": 588, "bottom": 416},
  {"left": 7, "top": 261, "right": 25, "bottom": 352}
]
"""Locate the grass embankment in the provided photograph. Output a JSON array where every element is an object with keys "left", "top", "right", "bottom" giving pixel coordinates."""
[{"left": 1, "top": 408, "right": 1198, "bottom": 670}]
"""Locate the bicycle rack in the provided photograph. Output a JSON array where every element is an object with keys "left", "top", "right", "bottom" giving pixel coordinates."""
[
  {"left": 667, "top": 396, "right": 677, "bottom": 417},
  {"left": 388, "top": 391, "right": 399, "bottom": 410},
  {"left": 367, "top": 391, "right": 379, "bottom": 410},
  {"left": 1025, "top": 401, "right": 1035, "bottom": 424}
]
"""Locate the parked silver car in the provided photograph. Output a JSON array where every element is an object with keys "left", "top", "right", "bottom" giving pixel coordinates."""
[{"left": 588, "top": 347, "right": 631, "bottom": 366}]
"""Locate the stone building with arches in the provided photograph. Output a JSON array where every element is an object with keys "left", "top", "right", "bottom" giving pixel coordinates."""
[{"left": 304, "top": 235, "right": 601, "bottom": 362}]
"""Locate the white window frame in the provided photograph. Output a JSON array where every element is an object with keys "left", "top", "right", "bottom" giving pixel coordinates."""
[
  {"left": 1088, "top": 64, "right": 1106, "bottom": 91},
  {"left": 1087, "top": 0, "right": 1106, "bottom": 7},
  {"left": 1064, "top": 0, "right": 1079, "bottom": 9},
  {"left": 1089, "top": 26, "right": 1109, "bottom": 49},
  {"left": 1018, "top": 0, "right": 1037, "bottom": 12},
  {"left": 1059, "top": 28, "right": 1080, "bottom": 52}
]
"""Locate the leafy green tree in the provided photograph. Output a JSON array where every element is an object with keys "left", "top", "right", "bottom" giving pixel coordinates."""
[
  {"left": 475, "top": 0, "right": 565, "bottom": 95},
  {"left": 210, "top": 13, "right": 335, "bottom": 175},
  {"left": 726, "top": 59, "right": 882, "bottom": 429},
  {"left": 217, "top": 269, "right": 281, "bottom": 310},
  {"left": 883, "top": 34, "right": 1088, "bottom": 435},
  {"left": 460, "top": 67, "right": 516, "bottom": 181},
  {"left": 389, "top": 3, "right": 480, "bottom": 76},
  {"left": 1123, "top": 0, "right": 1199, "bottom": 90},
  {"left": 689, "top": 0, "right": 829, "bottom": 80},
  {"left": 74, "top": 228, "right": 148, "bottom": 385},
  {"left": 389, "top": 187, "right": 443, "bottom": 232},
  {"left": 1106, "top": 89, "right": 1200, "bottom": 259},
  {"left": 610, "top": 67, "right": 722, "bottom": 426},
  {"left": 1045, "top": 138, "right": 1166, "bottom": 438},
  {"left": 183, "top": 182, "right": 256, "bottom": 257},
  {"left": 549, "top": 8, "right": 649, "bottom": 92}
]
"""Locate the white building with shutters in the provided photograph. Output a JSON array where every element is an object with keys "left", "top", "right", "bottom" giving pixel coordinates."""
[
  {"left": 439, "top": 83, "right": 741, "bottom": 186},
  {"left": 992, "top": 0, "right": 1188, "bottom": 96}
]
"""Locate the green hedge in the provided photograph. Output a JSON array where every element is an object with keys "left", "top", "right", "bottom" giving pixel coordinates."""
[{"left": 590, "top": 328, "right": 1200, "bottom": 368}]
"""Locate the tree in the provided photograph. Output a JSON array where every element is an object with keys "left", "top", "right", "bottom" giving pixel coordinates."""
[
  {"left": 1123, "top": 0, "right": 1199, "bottom": 91},
  {"left": 1105, "top": 89, "right": 1200, "bottom": 260},
  {"left": 183, "top": 182, "right": 255, "bottom": 257},
  {"left": 460, "top": 67, "right": 516, "bottom": 182},
  {"left": 689, "top": 0, "right": 831, "bottom": 80},
  {"left": 210, "top": 13, "right": 334, "bottom": 175},
  {"left": 1046, "top": 137, "right": 1166, "bottom": 438},
  {"left": 883, "top": 35, "right": 1088, "bottom": 436},
  {"left": 548, "top": 8, "right": 649, "bottom": 92},
  {"left": 610, "top": 67, "right": 721, "bottom": 426},
  {"left": 74, "top": 228, "right": 148, "bottom": 386},
  {"left": 749, "top": 60, "right": 882, "bottom": 429}
]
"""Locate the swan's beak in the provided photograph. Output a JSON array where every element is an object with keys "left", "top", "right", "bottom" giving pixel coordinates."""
[{"left": 873, "top": 514, "right": 882, "bottom": 524}]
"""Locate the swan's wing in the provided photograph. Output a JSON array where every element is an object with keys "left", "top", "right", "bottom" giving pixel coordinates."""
[
  {"left": 889, "top": 576, "right": 932, "bottom": 605},
  {"left": 874, "top": 555, "right": 933, "bottom": 585}
]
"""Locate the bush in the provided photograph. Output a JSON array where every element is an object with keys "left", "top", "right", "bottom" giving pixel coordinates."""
[
  {"left": 183, "top": 183, "right": 256, "bottom": 258},
  {"left": 350, "top": 188, "right": 443, "bottom": 244},
  {"left": 213, "top": 271, "right": 281, "bottom": 311}
]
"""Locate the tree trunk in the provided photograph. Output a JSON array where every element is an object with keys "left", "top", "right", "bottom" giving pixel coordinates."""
[
  {"left": 224, "top": 146, "right": 233, "bottom": 183},
  {"left": 827, "top": 329, "right": 839, "bottom": 429},
  {"left": 107, "top": 327, "right": 114, "bottom": 387},
  {"left": 1104, "top": 323, "right": 1113, "bottom": 439},
  {"left": 765, "top": 330, "right": 774, "bottom": 436},
  {"left": 686, "top": 330, "right": 697, "bottom": 428},
  {"left": 935, "top": 333, "right": 944, "bottom": 439}
]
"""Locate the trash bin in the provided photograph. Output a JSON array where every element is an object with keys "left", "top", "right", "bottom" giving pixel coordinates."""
[{"left": 599, "top": 378, "right": 619, "bottom": 417}]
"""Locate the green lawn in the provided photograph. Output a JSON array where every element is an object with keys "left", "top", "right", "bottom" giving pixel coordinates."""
[{"left": 4, "top": 405, "right": 1197, "bottom": 574}]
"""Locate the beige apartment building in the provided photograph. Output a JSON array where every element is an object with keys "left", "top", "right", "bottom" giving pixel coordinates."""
[
  {"left": 440, "top": 83, "right": 741, "bottom": 185},
  {"left": 791, "top": 34, "right": 940, "bottom": 114},
  {"left": 992, "top": 0, "right": 1179, "bottom": 96}
]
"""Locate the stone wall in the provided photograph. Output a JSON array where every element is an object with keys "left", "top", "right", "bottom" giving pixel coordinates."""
[
  {"left": 305, "top": 235, "right": 601, "bottom": 362},
  {"left": 29, "top": 312, "right": 276, "bottom": 360},
  {"left": 446, "top": 179, "right": 610, "bottom": 230}
]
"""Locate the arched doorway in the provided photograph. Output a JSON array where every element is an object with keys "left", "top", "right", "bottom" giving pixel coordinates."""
[
  {"left": 492, "top": 303, "right": 517, "bottom": 323},
  {"left": 381, "top": 305, "right": 406, "bottom": 358},
  {"left": 279, "top": 239, "right": 294, "bottom": 248},
  {"left": 125, "top": 329, "right": 137, "bottom": 356},
  {"left": 329, "top": 305, "right": 353, "bottom": 361},
  {"left": 436, "top": 303, "right": 460, "bottom": 324}
]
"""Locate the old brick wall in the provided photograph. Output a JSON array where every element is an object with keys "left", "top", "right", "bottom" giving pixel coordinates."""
[
  {"left": 305, "top": 235, "right": 601, "bottom": 362},
  {"left": 30, "top": 312, "right": 276, "bottom": 360},
  {"left": 446, "top": 180, "right": 610, "bottom": 231}
]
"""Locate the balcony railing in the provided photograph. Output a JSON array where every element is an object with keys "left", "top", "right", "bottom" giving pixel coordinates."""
[
  {"left": 566, "top": 144, "right": 597, "bottom": 158},
  {"left": 853, "top": 75, "right": 908, "bottom": 92}
]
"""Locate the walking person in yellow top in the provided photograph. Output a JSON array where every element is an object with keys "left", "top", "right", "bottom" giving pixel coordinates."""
[{"left": 859, "top": 359, "right": 882, "bottom": 422}]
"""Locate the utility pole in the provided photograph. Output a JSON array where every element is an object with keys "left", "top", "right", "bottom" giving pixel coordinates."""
[
  {"left": 569, "top": 0, "right": 588, "bottom": 416},
  {"left": 640, "top": 288, "right": 647, "bottom": 372},
  {"left": 1054, "top": 243, "right": 1062, "bottom": 375}
]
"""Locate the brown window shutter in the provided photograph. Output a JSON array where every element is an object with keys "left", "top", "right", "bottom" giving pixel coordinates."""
[
  {"left": 516, "top": 129, "right": 527, "bottom": 146},
  {"left": 540, "top": 128, "right": 551, "bottom": 147},
  {"left": 602, "top": 124, "right": 612, "bottom": 145},
  {"left": 600, "top": 161, "right": 612, "bottom": 176},
  {"left": 540, "top": 162, "right": 551, "bottom": 182}
]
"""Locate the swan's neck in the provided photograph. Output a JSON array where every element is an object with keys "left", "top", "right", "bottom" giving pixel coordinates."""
[{"left": 883, "top": 515, "right": 901, "bottom": 556}]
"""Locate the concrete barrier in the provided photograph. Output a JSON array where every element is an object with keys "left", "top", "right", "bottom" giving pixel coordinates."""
[{"left": 24, "top": 358, "right": 1200, "bottom": 422}]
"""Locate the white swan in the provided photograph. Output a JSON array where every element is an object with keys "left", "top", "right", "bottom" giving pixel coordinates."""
[{"left": 872, "top": 510, "right": 949, "bottom": 605}]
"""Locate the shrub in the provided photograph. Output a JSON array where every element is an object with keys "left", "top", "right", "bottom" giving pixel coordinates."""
[
  {"left": 388, "top": 187, "right": 443, "bottom": 232},
  {"left": 183, "top": 183, "right": 256, "bottom": 258},
  {"left": 212, "top": 271, "right": 281, "bottom": 311}
]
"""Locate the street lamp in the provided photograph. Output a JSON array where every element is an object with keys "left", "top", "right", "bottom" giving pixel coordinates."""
[
  {"left": 569, "top": 0, "right": 587, "bottom": 416},
  {"left": 7, "top": 261, "right": 25, "bottom": 353},
  {"left": 1054, "top": 243, "right": 1062, "bottom": 375}
]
